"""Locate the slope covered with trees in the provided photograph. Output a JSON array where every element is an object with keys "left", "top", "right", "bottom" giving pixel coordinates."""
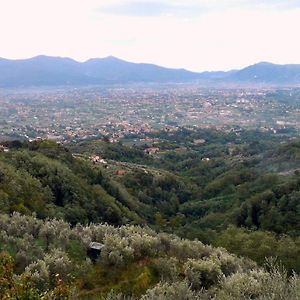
[
  {"left": 68, "top": 128, "right": 300, "bottom": 271},
  {"left": 0, "top": 140, "right": 145, "bottom": 225},
  {"left": 1, "top": 128, "right": 300, "bottom": 298}
]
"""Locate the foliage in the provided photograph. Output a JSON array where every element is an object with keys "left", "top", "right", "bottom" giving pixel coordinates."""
[
  {"left": 0, "top": 141, "right": 142, "bottom": 225},
  {"left": 1, "top": 129, "right": 300, "bottom": 298}
]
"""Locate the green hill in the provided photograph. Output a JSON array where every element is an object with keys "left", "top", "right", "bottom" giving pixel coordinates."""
[
  {"left": 1, "top": 129, "right": 300, "bottom": 298},
  {"left": 0, "top": 140, "right": 143, "bottom": 225}
]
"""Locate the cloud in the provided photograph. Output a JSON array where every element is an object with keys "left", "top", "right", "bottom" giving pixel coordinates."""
[
  {"left": 97, "top": 0, "right": 300, "bottom": 18},
  {"left": 99, "top": 1, "right": 172, "bottom": 17},
  {"left": 232, "top": 0, "right": 300, "bottom": 10},
  {"left": 97, "top": 1, "right": 209, "bottom": 17}
]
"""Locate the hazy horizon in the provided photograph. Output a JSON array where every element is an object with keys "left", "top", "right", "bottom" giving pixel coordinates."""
[{"left": 1, "top": 0, "right": 300, "bottom": 71}]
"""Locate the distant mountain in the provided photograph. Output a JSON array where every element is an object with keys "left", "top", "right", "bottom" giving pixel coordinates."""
[
  {"left": 0, "top": 55, "right": 201, "bottom": 87},
  {"left": 229, "top": 62, "right": 300, "bottom": 84},
  {"left": 0, "top": 56, "right": 83, "bottom": 86},
  {"left": 81, "top": 56, "right": 202, "bottom": 82},
  {"left": 1, "top": 56, "right": 300, "bottom": 87}
]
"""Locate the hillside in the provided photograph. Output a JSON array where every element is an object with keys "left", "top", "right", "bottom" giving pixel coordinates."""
[
  {"left": 68, "top": 129, "right": 300, "bottom": 271},
  {"left": 1, "top": 129, "right": 300, "bottom": 267},
  {"left": 1, "top": 130, "right": 300, "bottom": 298},
  {"left": 1, "top": 213, "right": 300, "bottom": 299},
  {"left": 0, "top": 139, "right": 198, "bottom": 227}
]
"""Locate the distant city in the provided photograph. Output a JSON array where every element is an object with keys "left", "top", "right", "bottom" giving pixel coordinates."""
[{"left": 1, "top": 85, "right": 299, "bottom": 144}]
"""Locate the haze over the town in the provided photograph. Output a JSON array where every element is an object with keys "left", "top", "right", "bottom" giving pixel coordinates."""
[{"left": 1, "top": 0, "right": 300, "bottom": 71}]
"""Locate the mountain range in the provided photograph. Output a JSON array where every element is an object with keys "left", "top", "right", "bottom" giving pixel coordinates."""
[{"left": 1, "top": 55, "right": 300, "bottom": 87}]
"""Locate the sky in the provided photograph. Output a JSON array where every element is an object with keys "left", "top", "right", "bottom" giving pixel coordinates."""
[{"left": 0, "top": 0, "right": 300, "bottom": 71}]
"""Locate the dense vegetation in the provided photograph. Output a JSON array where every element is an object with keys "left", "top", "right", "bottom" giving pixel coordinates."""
[
  {"left": 1, "top": 127, "right": 300, "bottom": 298},
  {"left": 0, "top": 140, "right": 145, "bottom": 225},
  {"left": 68, "top": 128, "right": 300, "bottom": 270},
  {"left": 1, "top": 213, "right": 300, "bottom": 299}
]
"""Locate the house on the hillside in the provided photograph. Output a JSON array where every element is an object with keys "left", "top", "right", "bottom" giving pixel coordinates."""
[
  {"left": 116, "top": 169, "right": 126, "bottom": 176},
  {"left": 193, "top": 139, "right": 206, "bottom": 145},
  {"left": 0, "top": 145, "right": 9, "bottom": 152},
  {"left": 144, "top": 147, "right": 160, "bottom": 155},
  {"left": 90, "top": 155, "right": 101, "bottom": 163},
  {"left": 87, "top": 242, "right": 105, "bottom": 263}
]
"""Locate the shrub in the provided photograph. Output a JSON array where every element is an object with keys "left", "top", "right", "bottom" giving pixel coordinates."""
[
  {"left": 184, "top": 259, "right": 223, "bottom": 290},
  {"left": 140, "top": 281, "right": 204, "bottom": 300}
]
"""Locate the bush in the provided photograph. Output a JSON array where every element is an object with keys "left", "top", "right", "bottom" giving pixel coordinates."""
[
  {"left": 184, "top": 259, "right": 223, "bottom": 290},
  {"left": 140, "top": 281, "right": 204, "bottom": 300}
]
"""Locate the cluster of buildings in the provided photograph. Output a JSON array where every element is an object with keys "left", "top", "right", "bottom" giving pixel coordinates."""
[{"left": 0, "top": 86, "right": 299, "bottom": 143}]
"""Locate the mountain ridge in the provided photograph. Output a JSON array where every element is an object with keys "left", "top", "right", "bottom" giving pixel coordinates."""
[{"left": 1, "top": 55, "right": 300, "bottom": 86}]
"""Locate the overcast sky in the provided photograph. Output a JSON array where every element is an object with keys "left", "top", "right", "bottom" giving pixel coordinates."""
[{"left": 1, "top": 0, "right": 300, "bottom": 71}]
